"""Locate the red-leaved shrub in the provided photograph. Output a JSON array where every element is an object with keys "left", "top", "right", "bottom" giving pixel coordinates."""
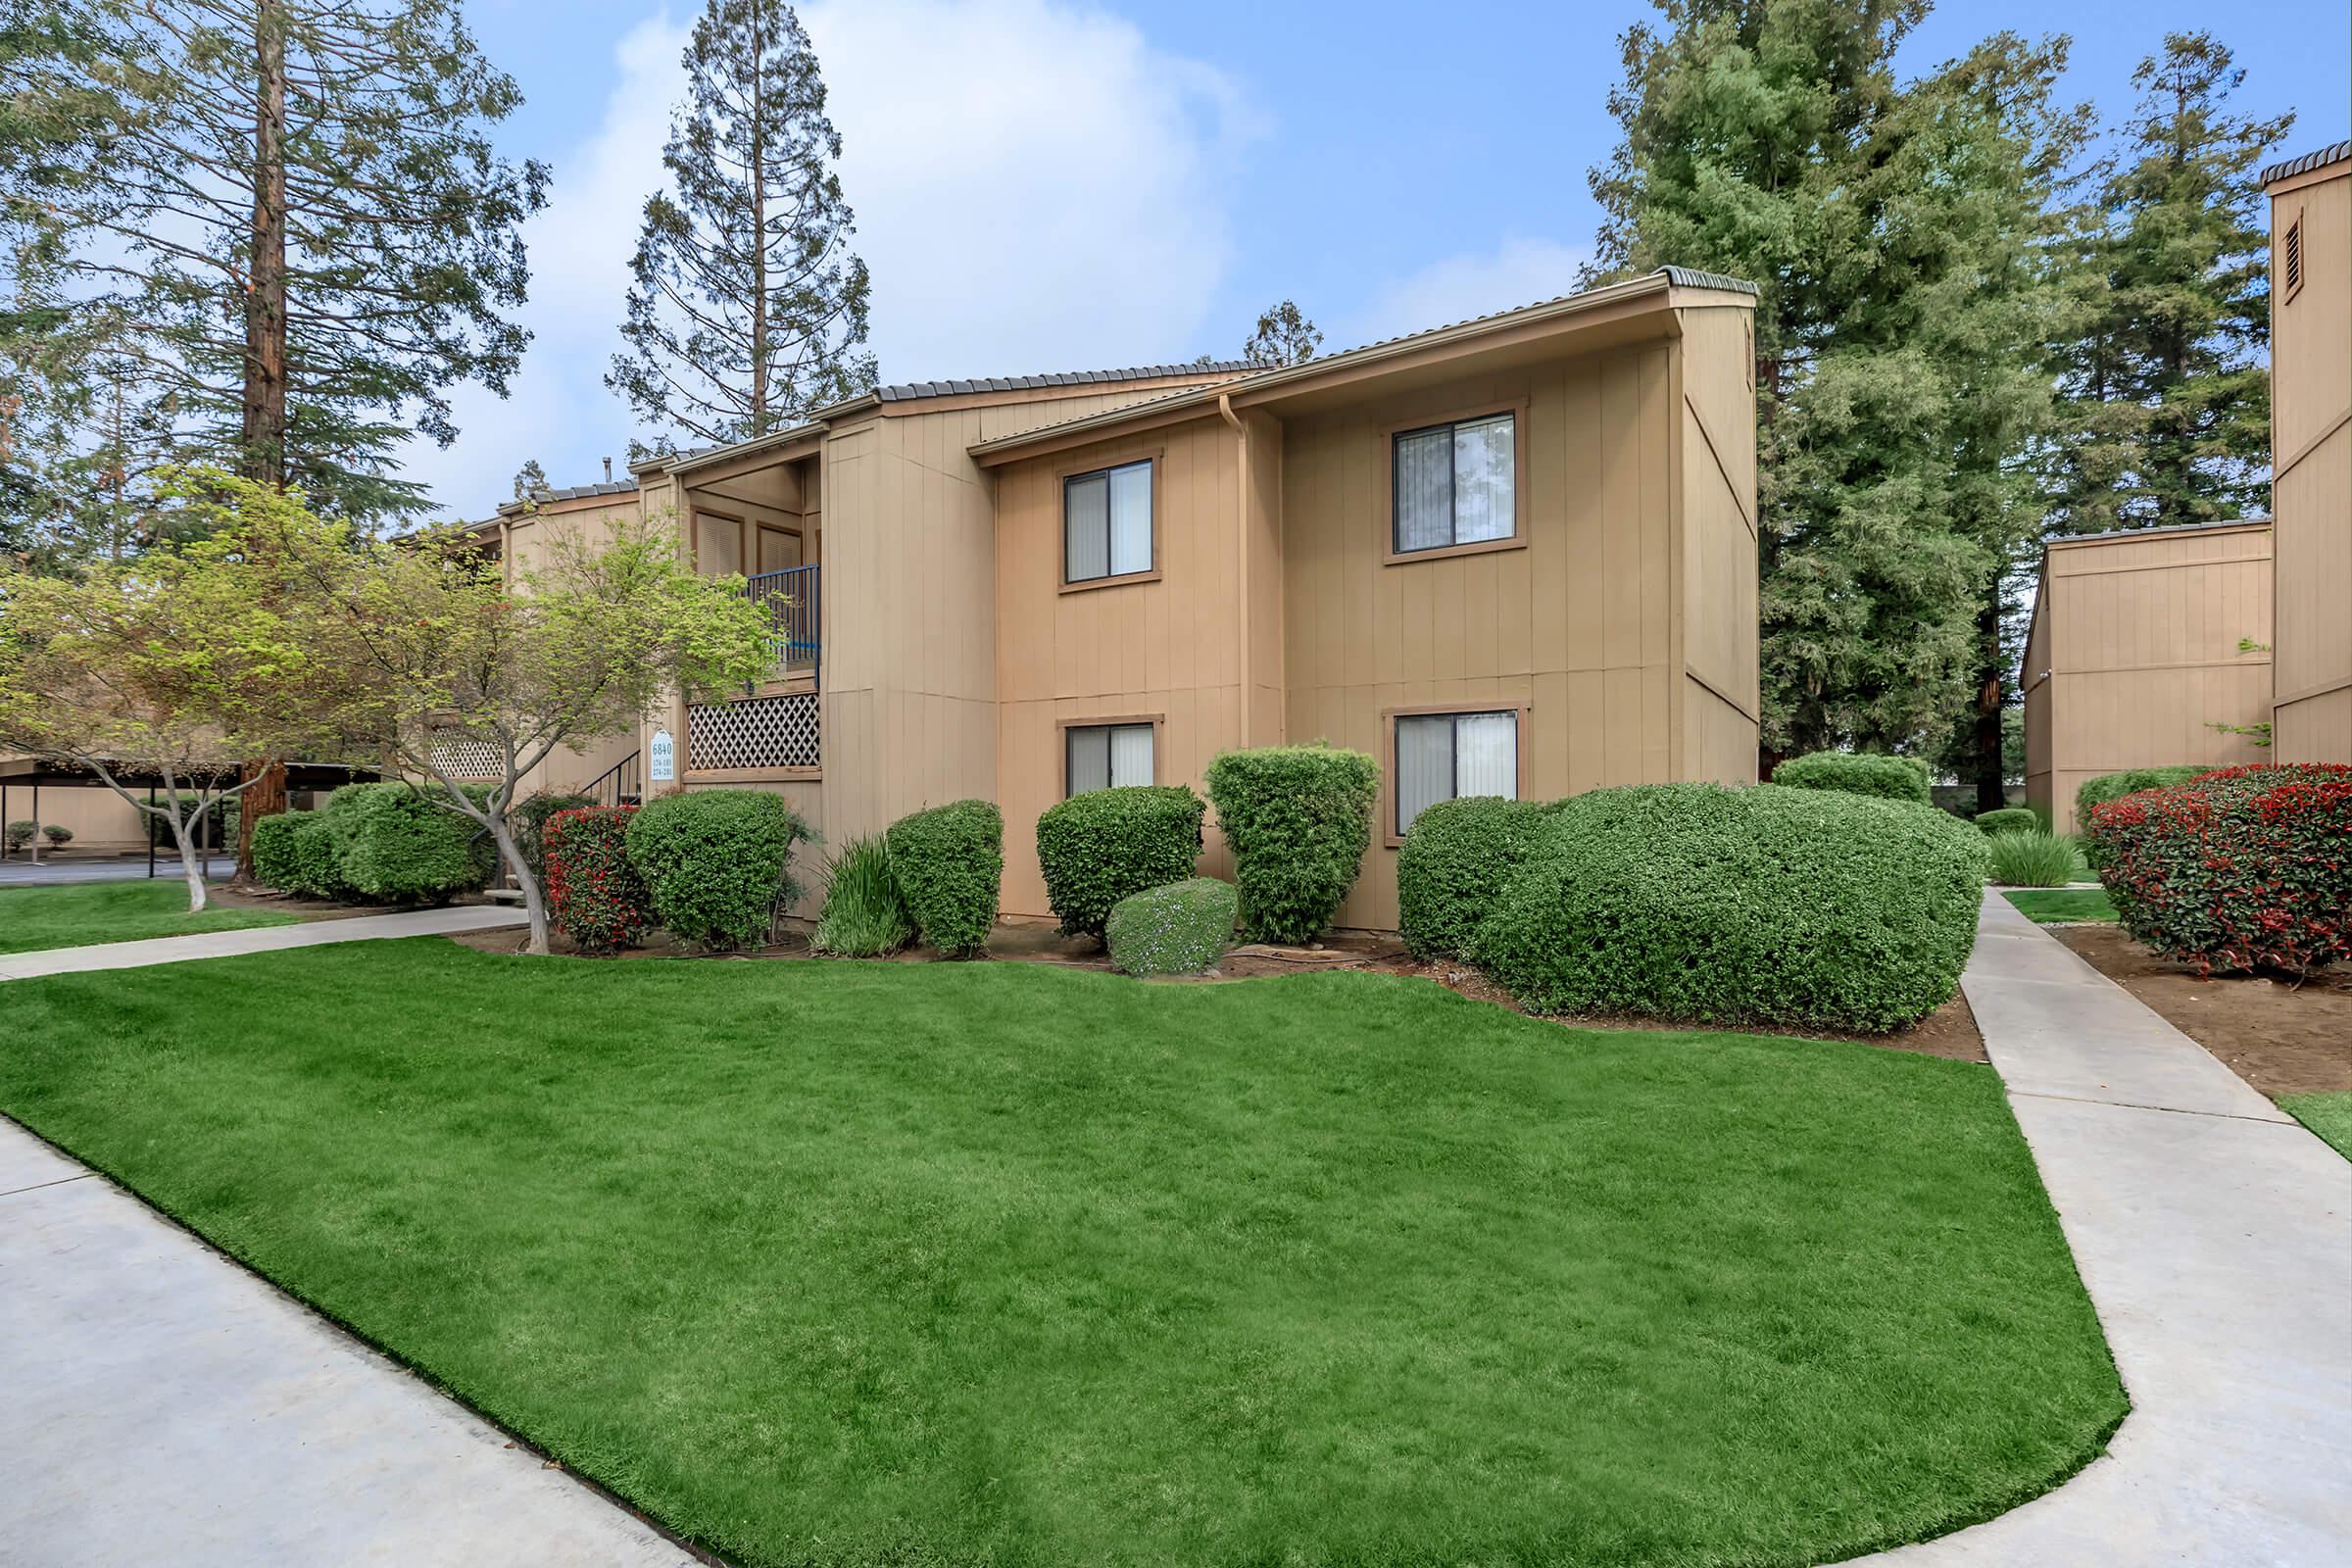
[
  {"left": 544, "top": 806, "right": 652, "bottom": 956},
  {"left": 2083, "top": 763, "right": 2352, "bottom": 977}
]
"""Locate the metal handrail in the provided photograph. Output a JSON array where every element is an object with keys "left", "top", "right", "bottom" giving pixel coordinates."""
[
  {"left": 745, "top": 563, "right": 819, "bottom": 683},
  {"left": 583, "top": 750, "right": 642, "bottom": 808}
]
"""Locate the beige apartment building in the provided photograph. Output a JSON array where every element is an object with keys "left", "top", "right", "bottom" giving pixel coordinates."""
[
  {"left": 2022, "top": 520, "right": 2276, "bottom": 833},
  {"left": 477, "top": 268, "right": 1761, "bottom": 930},
  {"left": 2264, "top": 140, "right": 2351, "bottom": 763}
]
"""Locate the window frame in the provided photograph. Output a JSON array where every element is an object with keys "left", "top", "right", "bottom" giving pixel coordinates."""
[
  {"left": 1058, "top": 713, "right": 1164, "bottom": 797},
  {"left": 1381, "top": 399, "right": 1531, "bottom": 566},
  {"left": 1381, "top": 703, "right": 1530, "bottom": 846},
  {"left": 1057, "top": 448, "right": 1163, "bottom": 593},
  {"left": 2281, "top": 209, "right": 2305, "bottom": 304}
]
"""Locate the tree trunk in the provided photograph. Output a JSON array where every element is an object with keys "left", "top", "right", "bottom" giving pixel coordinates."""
[
  {"left": 234, "top": 759, "right": 286, "bottom": 881},
  {"left": 169, "top": 809, "right": 209, "bottom": 913},
  {"left": 487, "top": 812, "right": 550, "bottom": 955},
  {"left": 1973, "top": 590, "right": 2007, "bottom": 814},
  {"left": 242, "top": 0, "right": 289, "bottom": 486},
  {"left": 746, "top": 2, "right": 769, "bottom": 434}
]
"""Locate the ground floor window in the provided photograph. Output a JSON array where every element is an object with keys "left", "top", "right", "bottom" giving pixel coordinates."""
[
  {"left": 1066, "top": 722, "right": 1154, "bottom": 795},
  {"left": 1394, "top": 710, "right": 1518, "bottom": 835}
]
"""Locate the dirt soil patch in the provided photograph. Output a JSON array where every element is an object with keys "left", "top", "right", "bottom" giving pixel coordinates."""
[{"left": 2054, "top": 924, "right": 2352, "bottom": 1096}]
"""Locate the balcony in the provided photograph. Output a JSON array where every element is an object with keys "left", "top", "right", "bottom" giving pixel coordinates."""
[{"left": 746, "top": 563, "right": 819, "bottom": 686}]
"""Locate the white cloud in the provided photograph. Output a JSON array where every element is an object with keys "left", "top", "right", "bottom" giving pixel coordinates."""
[
  {"left": 402, "top": 0, "right": 1254, "bottom": 515},
  {"left": 1335, "top": 237, "right": 1592, "bottom": 351}
]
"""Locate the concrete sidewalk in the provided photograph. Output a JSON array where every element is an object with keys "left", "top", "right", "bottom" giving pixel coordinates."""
[
  {"left": 0, "top": 1122, "right": 698, "bottom": 1568},
  {"left": 1845, "top": 893, "right": 2352, "bottom": 1565},
  {"left": 0, "top": 905, "right": 527, "bottom": 982}
]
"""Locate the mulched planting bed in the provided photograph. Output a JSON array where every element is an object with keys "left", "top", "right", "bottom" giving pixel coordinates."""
[{"left": 2054, "top": 924, "right": 2352, "bottom": 1097}]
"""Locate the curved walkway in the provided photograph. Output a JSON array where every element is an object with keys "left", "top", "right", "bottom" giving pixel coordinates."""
[
  {"left": 1844, "top": 893, "right": 2352, "bottom": 1564},
  {"left": 0, "top": 905, "right": 526, "bottom": 982}
]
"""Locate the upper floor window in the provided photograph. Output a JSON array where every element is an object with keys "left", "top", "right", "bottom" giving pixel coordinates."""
[
  {"left": 1064, "top": 459, "right": 1153, "bottom": 584},
  {"left": 1393, "top": 411, "right": 1516, "bottom": 556},
  {"left": 1066, "top": 721, "right": 1154, "bottom": 795},
  {"left": 1393, "top": 709, "right": 1518, "bottom": 837}
]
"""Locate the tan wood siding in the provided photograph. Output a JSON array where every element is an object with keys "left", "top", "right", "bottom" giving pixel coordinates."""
[
  {"left": 2271, "top": 161, "right": 2352, "bottom": 762},
  {"left": 1676, "top": 306, "right": 1761, "bottom": 785},
  {"left": 992, "top": 416, "right": 1245, "bottom": 916},
  {"left": 2027, "top": 524, "right": 2275, "bottom": 832}
]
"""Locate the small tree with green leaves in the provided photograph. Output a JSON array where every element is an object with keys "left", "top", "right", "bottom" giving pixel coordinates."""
[
  {"left": 1243, "top": 301, "right": 1321, "bottom": 366},
  {"left": 0, "top": 470, "right": 354, "bottom": 909},
  {"left": 312, "top": 510, "right": 779, "bottom": 955}
]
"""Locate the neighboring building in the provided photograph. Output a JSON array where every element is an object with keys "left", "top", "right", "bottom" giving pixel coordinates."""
[
  {"left": 2263, "top": 140, "right": 2351, "bottom": 763},
  {"left": 501, "top": 268, "right": 1760, "bottom": 930},
  {"left": 2022, "top": 520, "right": 2275, "bottom": 833}
]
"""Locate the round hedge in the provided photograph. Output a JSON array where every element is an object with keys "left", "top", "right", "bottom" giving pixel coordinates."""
[
  {"left": 250, "top": 811, "right": 306, "bottom": 893},
  {"left": 1771, "top": 752, "right": 1932, "bottom": 805},
  {"left": 886, "top": 799, "right": 1004, "bottom": 958},
  {"left": 2075, "top": 766, "right": 2204, "bottom": 830},
  {"left": 1203, "top": 744, "right": 1379, "bottom": 945},
  {"left": 2083, "top": 763, "right": 2351, "bottom": 978},
  {"left": 624, "top": 788, "right": 811, "bottom": 951},
  {"left": 1105, "top": 877, "right": 1238, "bottom": 977},
  {"left": 1479, "top": 783, "right": 1989, "bottom": 1032},
  {"left": 545, "top": 806, "right": 651, "bottom": 956},
  {"left": 1973, "top": 807, "right": 2040, "bottom": 836},
  {"left": 1035, "top": 785, "right": 1204, "bottom": 941},
  {"left": 325, "top": 783, "right": 492, "bottom": 904},
  {"left": 1396, "top": 796, "right": 1566, "bottom": 961}
]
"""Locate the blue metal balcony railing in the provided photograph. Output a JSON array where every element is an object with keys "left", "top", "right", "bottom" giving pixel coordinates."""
[{"left": 745, "top": 563, "right": 819, "bottom": 683}]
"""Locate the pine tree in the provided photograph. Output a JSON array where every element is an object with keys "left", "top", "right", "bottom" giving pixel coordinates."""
[
  {"left": 16, "top": 0, "right": 549, "bottom": 526},
  {"left": 609, "top": 0, "right": 874, "bottom": 448},
  {"left": 513, "top": 458, "right": 549, "bottom": 500},
  {"left": 1243, "top": 301, "right": 1321, "bottom": 366},
  {"left": 2044, "top": 33, "right": 2288, "bottom": 534},
  {"left": 1589, "top": 2, "right": 2086, "bottom": 771}
]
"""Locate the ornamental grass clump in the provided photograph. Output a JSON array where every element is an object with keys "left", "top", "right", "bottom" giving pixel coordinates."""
[
  {"left": 1105, "top": 876, "right": 1238, "bottom": 977},
  {"left": 886, "top": 800, "right": 1003, "bottom": 957},
  {"left": 1771, "top": 751, "right": 1933, "bottom": 805},
  {"left": 1985, "top": 829, "right": 2078, "bottom": 888},
  {"left": 1479, "top": 782, "right": 1988, "bottom": 1032},
  {"left": 811, "top": 833, "right": 914, "bottom": 957},
  {"left": 1203, "top": 744, "right": 1379, "bottom": 944},
  {"left": 544, "top": 807, "right": 651, "bottom": 956},
  {"left": 1396, "top": 796, "right": 1566, "bottom": 961},
  {"left": 2083, "top": 762, "right": 2352, "bottom": 978},
  {"left": 1035, "top": 785, "right": 1204, "bottom": 942},
  {"left": 625, "top": 789, "right": 811, "bottom": 951}
]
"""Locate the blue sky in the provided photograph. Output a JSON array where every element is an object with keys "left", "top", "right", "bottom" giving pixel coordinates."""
[{"left": 412, "top": 0, "right": 2351, "bottom": 515}]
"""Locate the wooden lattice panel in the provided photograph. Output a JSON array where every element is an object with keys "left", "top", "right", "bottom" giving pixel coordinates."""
[
  {"left": 688, "top": 692, "right": 820, "bottom": 771},
  {"left": 430, "top": 740, "right": 504, "bottom": 780}
]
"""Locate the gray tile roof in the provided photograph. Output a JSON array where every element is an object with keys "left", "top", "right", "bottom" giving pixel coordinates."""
[
  {"left": 2046, "top": 516, "right": 2270, "bottom": 548},
  {"left": 875, "top": 361, "right": 1260, "bottom": 402},
  {"left": 2259, "top": 140, "right": 2349, "bottom": 185},
  {"left": 535, "top": 479, "right": 639, "bottom": 502}
]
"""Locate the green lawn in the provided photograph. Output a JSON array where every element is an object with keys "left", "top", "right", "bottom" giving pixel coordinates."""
[
  {"left": 0, "top": 880, "right": 296, "bottom": 955},
  {"left": 2281, "top": 1092, "right": 2352, "bottom": 1160},
  {"left": 0, "top": 943, "right": 2125, "bottom": 1567},
  {"left": 2002, "top": 887, "right": 2118, "bottom": 924}
]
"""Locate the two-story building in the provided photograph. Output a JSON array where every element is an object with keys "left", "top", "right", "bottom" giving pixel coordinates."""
[{"left": 498, "top": 268, "right": 1761, "bottom": 931}]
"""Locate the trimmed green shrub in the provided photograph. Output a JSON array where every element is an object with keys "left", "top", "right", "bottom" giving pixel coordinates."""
[
  {"left": 1974, "top": 807, "right": 2039, "bottom": 836},
  {"left": 289, "top": 813, "right": 351, "bottom": 900},
  {"left": 886, "top": 800, "right": 1003, "bottom": 958},
  {"left": 514, "top": 788, "right": 594, "bottom": 887},
  {"left": 323, "top": 783, "right": 492, "bottom": 904},
  {"left": 39, "top": 823, "right": 71, "bottom": 847},
  {"left": 625, "top": 789, "right": 811, "bottom": 951},
  {"left": 1106, "top": 877, "right": 1238, "bottom": 977},
  {"left": 4, "top": 820, "right": 34, "bottom": 853},
  {"left": 1986, "top": 829, "right": 2078, "bottom": 888},
  {"left": 1396, "top": 796, "right": 1567, "bottom": 961},
  {"left": 250, "top": 811, "right": 306, "bottom": 892},
  {"left": 2076, "top": 766, "right": 2204, "bottom": 831},
  {"left": 2083, "top": 762, "right": 2352, "bottom": 978},
  {"left": 1479, "top": 783, "right": 1988, "bottom": 1032},
  {"left": 1771, "top": 751, "right": 1933, "bottom": 805},
  {"left": 1035, "top": 785, "right": 1205, "bottom": 941},
  {"left": 811, "top": 833, "right": 913, "bottom": 957},
  {"left": 544, "top": 807, "right": 651, "bottom": 956},
  {"left": 1203, "top": 744, "right": 1380, "bottom": 944}
]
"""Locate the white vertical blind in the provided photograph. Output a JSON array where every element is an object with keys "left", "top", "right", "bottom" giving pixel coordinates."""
[
  {"left": 1395, "top": 714, "right": 1453, "bottom": 834},
  {"left": 1108, "top": 723, "right": 1154, "bottom": 787},
  {"left": 1454, "top": 711, "right": 1518, "bottom": 798},
  {"left": 1394, "top": 427, "right": 1452, "bottom": 553},
  {"left": 1067, "top": 726, "right": 1110, "bottom": 794},
  {"left": 1064, "top": 473, "right": 1109, "bottom": 581},
  {"left": 1452, "top": 415, "right": 1514, "bottom": 543},
  {"left": 1108, "top": 462, "right": 1152, "bottom": 575}
]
